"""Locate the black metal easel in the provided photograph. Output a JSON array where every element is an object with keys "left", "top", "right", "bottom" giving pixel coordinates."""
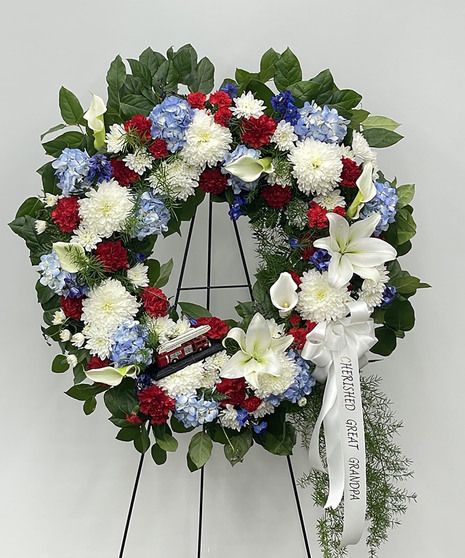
[{"left": 118, "top": 195, "right": 312, "bottom": 558}]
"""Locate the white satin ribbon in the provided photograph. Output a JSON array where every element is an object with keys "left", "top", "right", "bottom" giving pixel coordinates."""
[{"left": 301, "top": 301, "right": 377, "bottom": 547}]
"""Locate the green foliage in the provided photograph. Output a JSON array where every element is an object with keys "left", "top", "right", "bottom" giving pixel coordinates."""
[
  {"left": 224, "top": 429, "right": 253, "bottom": 465},
  {"left": 51, "top": 354, "right": 69, "bottom": 373},
  {"left": 42, "top": 131, "right": 85, "bottom": 156},
  {"left": 104, "top": 377, "right": 138, "bottom": 418},
  {"left": 151, "top": 443, "right": 167, "bottom": 465},
  {"left": 362, "top": 115, "right": 400, "bottom": 131},
  {"left": 178, "top": 301, "right": 212, "bottom": 319},
  {"left": 188, "top": 431, "right": 213, "bottom": 469},
  {"left": 274, "top": 48, "right": 302, "bottom": 91},
  {"left": 363, "top": 128, "right": 403, "bottom": 148},
  {"left": 66, "top": 383, "right": 108, "bottom": 402},
  {"left": 59, "top": 86, "right": 85, "bottom": 125},
  {"left": 256, "top": 412, "right": 296, "bottom": 456},
  {"left": 153, "top": 424, "right": 178, "bottom": 452}
]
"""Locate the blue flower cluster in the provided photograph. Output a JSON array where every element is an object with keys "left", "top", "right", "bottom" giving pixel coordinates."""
[
  {"left": 133, "top": 192, "right": 170, "bottom": 240},
  {"left": 52, "top": 148, "right": 90, "bottom": 196},
  {"left": 268, "top": 351, "right": 315, "bottom": 406},
  {"left": 110, "top": 321, "right": 153, "bottom": 368},
  {"left": 310, "top": 248, "right": 331, "bottom": 271},
  {"left": 149, "top": 96, "right": 193, "bottom": 152},
  {"left": 62, "top": 275, "right": 89, "bottom": 299},
  {"left": 38, "top": 252, "right": 73, "bottom": 294},
  {"left": 174, "top": 395, "right": 219, "bottom": 428},
  {"left": 381, "top": 285, "right": 397, "bottom": 307},
  {"left": 87, "top": 153, "right": 112, "bottom": 183},
  {"left": 220, "top": 82, "right": 238, "bottom": 99},
  {"left": 228, "top": 194, "right": 248, "bottom": 221},
  {"left": 223, "top": 145, "right": 261, "bottom": 194},
  {"left": 360, "top": 181, "right": 398, "bottom": 235},
  {"left": 294, "top": 102, "right": 348, "bottom": 144},
  {"left": 271, "top": 90, "right": 299, "bottom": 125}
]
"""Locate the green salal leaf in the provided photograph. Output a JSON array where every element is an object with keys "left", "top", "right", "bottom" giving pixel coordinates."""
[
  {"left": 154, "top": 425, "right": 178, "bottom": 452},
  {"left": 178, "top": 301, "right": 212, "bottom": 319},
  {"left": 52, "top": 354, "right": 69, "bottom": 373},
  {"left": 116, "top": 426, "right": 141, "bottom": 442},
  {"left": 224, "top": 430, "right": 253, "bottom": 466},
  {"left": 103, "top": 377, "right": 138, "bottom": 418},
  {"left": 196, "top": 57, "right": 215, "bottom": 93},
  {"left": 15, "top": 197, "right": 44, "bottom": 219},
  {"left": 8, "top": 215, "right": 49, "bottom": 264},
  {"left": 42, "top": 131, "right": 85, "bottom": 156},
  {"left": 59, "top": 86, "right": 85, "bottom": 125},
  {"left": 363, "top": 128, "right": 403, "bottom": 148},
  {"left": 396, "top": 184, "right": 415, "bottom": 208},
  {"left": 66, "top": 383, "right": 108, "bottom": 401},
  {"left": 288, "top": 69, "right": 335, "bottom": 105},
  {"left": 83, "top": 397, "right": 97, "bottom": 415},
  {"left": 146, "top": 259, "right": 161, "bottom": 286},
  {"left": 188, "top": 431, "right": 213, "bottom": 468},
  {"left": 259, "top": 48, "right": 280, "bottom": 82},
  {"left": 134, "top": 424, "right": 151, "bottom": 454},
  {"left": 154, "top": 258, "right": 173, "bottom": 288},
  {"left": 120, "top": 94, "right": 154, "bottom": 118},
  {"left": 350, "top": 109, "right": 370, "bottom": 130},
  {"left": 258, "top": 420, "right": 296, "bottom": 456},
  {"left": 396, "top": 206, "right": 417, "bottom": 244},
  {"left": 106, "top": 55, "right": 127, "bottom": 124},
  {"left": 151, "top": 443, "right": 167, "bottom": 465},
  {"left": 172, "top": 44, "right": 198, "bottom": 89},
  {"left": 362, "top": 115, "right": 400, "bottom": 131},
  {"left": 328, "top": 88, "right": 362, "bottom": 113},
  {"left": 274, "top": 47, "right": 302, "bottom": 91},
  {"left": 371, "top": 326, "right": 397, "bottom": 356},
  {"left": 139, "top": 48, "right": 166, "bottom": 77},
  {"left": 244, "top": 80, "right": 274, "bottom": 110},
  {"left": 37, "top": 162, "right": 59, "bottom": 194},
  {"left": 384, "top": 299, "right": 415, "bottom": 332},
  {"left": 127, "top": 59, "right": 153, "bottom": 88},
  {"left": 235, "top": 68, "right": 259, "bottom": 89},
  {"left": 40, "top": 123, "right": 67, "bottom": 141}
]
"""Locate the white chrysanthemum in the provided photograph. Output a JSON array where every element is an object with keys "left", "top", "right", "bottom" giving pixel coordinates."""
[
  {"left": 44, "top": 193, "right": 59, "bottom": 207},
  {"left": 52, "top": 309, "right": 66, "bottom": 325},
  {"left": 157, "top": 362, "right": 204, "bottom": 397},
  {"left": 271, "top": 120, "right": 298, "bottom": 151},
  {"left": 146, "top": 316, "right": 192, "bottom": 345},
  {"left": 82, "top": 279, "right": 140, "bottom": 358},
  {"left": 219, "top": 405, "right": 243, "bottom": 431},
  {"left": 313, "top": 188, "right": 346, "bottom": 210},
  {"left": 71, "top": 226, "right": 102, "bottom": 251},
  {"left": 358, "top": 265, "right": 389, "bottom": 310},
  {"left": 266, "top": 319, "right": 286, "bottom": 339},
  {"left": 297, "top": 270, "right": 351, "bottom": 322},
  {"left": 202, "top": 351, "right": 228, "bottom": 389},
  {"left": 289, "top": 138, "right": 342, "bottom": 196},
  {"left": 106, "top": 123, "right": 127, "bottom": 153},
  {"left": 66, "top": 354, "right": 78, "bottom": 368},
  {"left": 231, "top": 91, "right": 265, "bottom": 119},
  {"left": 127, "top": 263, "right": 149, "bottom": 288},
  {"left": 181, "top": 110, "right": 232, "bottom": 168},
  {"left": 149, "top": 159, "right": 200, "bottom": 201},
  {"left": 71, "top": 332, "right": 85, "bottom": 348},
  {"left": 60, "top": 329, "right": 71, "bottom": 342},
  {"left": 124, "top": 149, "right": 152, "bottom": 175},
  {"left": 251, "top": 400, "right": 276, "bottom": 419},
  {"left": 351, "top": 131, "right": 377, "bottom": 167},
  {"left": 252, "top": 353, "right": 297, "bottom": 399},
  {"left": 79, "top": 180, "right": 134, "bottom": 239},
  {"left": 35, "top": 220, "right": 47, "bottom": 234}
]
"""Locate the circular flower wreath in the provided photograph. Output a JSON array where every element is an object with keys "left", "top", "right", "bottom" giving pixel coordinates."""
[{"left": 11, "top": 45, "right": 428, "bottom": 556}]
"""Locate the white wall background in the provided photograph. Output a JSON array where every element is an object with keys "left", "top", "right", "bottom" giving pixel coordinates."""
[{"left": 1, "top": 1, "right": 463, "bottom": 556}]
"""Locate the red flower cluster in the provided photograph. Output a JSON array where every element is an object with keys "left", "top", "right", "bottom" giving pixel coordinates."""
[
  {"left": 51, "top": 196, "right": 80, "bottom": 233},
  {"left": 138, "top": 385, "right": 175, "bottom": 425},
  {"left": 214, "top": 107, "right": 232, "bottom": 127},
  {"left": 216, "top": 377, "right": 262, "bottom": 411},
  {"left": 141, "top": 287, "right": 169, "bottom": 317},
  {"left": 288, "top": 271, "right": 302, "bottom": 286},
  {"left": 199, "top": 167, "right": 228, "bottom": 195},
  {"left": 149, "top": 138, "right": 169, "bottom": 159},
  {"left": 87, "top": 356, "right": 110, "bottom": 370},
  {"left": 111, "top": 159, "right": 139, "bottom": 186},
  {"left": 307, "top": 202, "right": 346, "bottom": 229},
  {"left": 124, "top": 114, "right": 152, "bottom": 141},
  {"left": 260, "top": 184, "right": 292, "bottom": 208},
  {"left": 241, "top": 115, "right": 277, "bottom": 148},
  {"left": 187, "top": 92, "right": 206, "bottom": 109},
  {"left": 195, "top": 316, "right": 229, "bottom": 339},
  {"left": 209, "top": 91, "right": 232, "bottom": 108},
  {"left": 60, "top": 296, "right": 83, "bottom": 320},
  {"left": 339, "top": 157, "right": 362, "bottom": 187},
  {"left": 126, "top": 413, "right": 143, "bottom": 425},
  {"left": 95, "top": 240, "right": 129, "bottom": 272},
  {"left": 289, "top": 321, "right": 317, "bottom": 350}
]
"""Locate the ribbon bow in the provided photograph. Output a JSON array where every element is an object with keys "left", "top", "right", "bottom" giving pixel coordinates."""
[{"left": 301, "top": 301, "right": 377, "bottom": 546}]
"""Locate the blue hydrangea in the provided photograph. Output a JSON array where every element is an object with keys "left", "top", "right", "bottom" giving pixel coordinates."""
[
  {"left": 87, "top": 153, "right": 112, "bottom": 183},
  {"left": 381, "top": 285, "right": 397, "bottom": 307},
  {"left": 62, "top": 275, "right": 89, "bottom": 299},
  {"left": 360, "top": 181, "right": 398, "bottom": 235},
  {"left": 110, "top": 321, "right": 153, "bottom": 368},
  {"left": 149, "top": 96, "right": 194, "bottom": 152},
  {"left": 133, "top": 192, "right": 170, "bottom": 240},
  {"left": 174, "top": 395, "right": 219, "bottom": 428},
  {"left": 268, "top": 351, "right": 316, "bottom": 405},
  {"left": 221, "top": 82, "right": 238, "bottom": 99},
  {"left": 228, "top": 194, "right": 248, "bottom": 221},
  {"left": 309, "top": 248, "right": 331, "bottom": 271},
  {"left": 288, "top": 237, "right": 300, "bottom": 249},
  {"left": 52, "top": 148, "right": 90, "bottom": 196},
  {"left": 294, "top": 102, "right": 348, "bottom": 144},
  {"left": 38, "top": 252, "right": 74, "bottom": 295},
  {"left": 252, "top": 421, "right": 268, "bottom": 434},
  {"left": 271, "top": 90, "right": 299, "bottom": 125},
  {"left": 136, "top": 373, "right": 153, "bottom": 391},
  {"left": 236, "top": 408, "right": 249, "bottom": 428},
  {"left": 222, "top": 145, "right": 261, "bottom": 194}
]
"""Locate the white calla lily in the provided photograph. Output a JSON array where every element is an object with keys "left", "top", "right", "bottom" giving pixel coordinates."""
[
  {"left": 347, "top": 162, "right": 376, "bottom": 219},
  {"left": 220, "top": 313, "right": 293, "bottom": 389},
  {"left": 84, "top": 94, "right": 107, "bottom": 150},
  {"left": 270, "top": 272, "right": 298, "bottom": 317},
  {"left": 84, "top": 364, "right": 139, "bottom": 387},
  {"left": 313, "top": 212, "right": 397, "bottom": 289},
  {"left": 223, "top": 155, "right": 274, "bottom": 183},
  {"left": 53, "top": 241, "right": 87, "bottom": 273}
]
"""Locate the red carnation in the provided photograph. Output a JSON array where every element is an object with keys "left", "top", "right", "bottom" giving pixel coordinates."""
[
  {"left": 95, "top": 240, "right": 129, "bottom": 272},
  {"left": 214, "top": 106, "right": 232, "bottom": 127},
  {"left": 124, "top": 114, "right": 152, "bottom": 141},
  {"left": 216, "top": 377, "right": 246, "bottom": 407},
  {"left": 126, "top": 413, "right": 143, "bottom": 425},
  {"left": 187, "top": 92, "right": 206, "bottom": 109},
  {"left": 111, "top": 159, "right": 139, "bottom": 186},
  {"left": 149, "top": 138, "right": 169, "bottom": 159},
  {"left": 209, "top": 91, "right": 232, "bottom": 108},
  {"left": 241, "top": 115, "right": 277, "bottom": 148},
  {"left": 60, "top": 296, "right": 83, "bottom": 320},
  {"left": 260, "top": 184, "right": 292, "bottom": 209},
  {"left": 195, "top": 316, "right": 229, "bottom": 340},
  {"left": 339, "top": 157, "right": 362, "bottom": 188},
  {"left": 138, "top": 385, "right": 175, "bottom": 425},
  {"left": 289, "top": 321, "right": 316, "bottom": 350},
  {"left": 289, "top": 271, "right": 302, "bottom": 286},
  {"left": 141, "top": 287, "right": 169, "bottom": 317},
  {"left": 242, "top": 396, "right": 262, "bottom": 413},
  {"left": 87, "top": 356, "right": 110, "bottom": 370},
  {"left": 288, "top": 313, "right": 301, "bottom": 327},
  {"left": 307, "top": 202, "right": 346, "bottom": 229},
  {"left": 199, "top": 167, "right": 228, "bottom": 195},
  {"left": 51, "top": 196, "right": 80, "bottom": 233}
]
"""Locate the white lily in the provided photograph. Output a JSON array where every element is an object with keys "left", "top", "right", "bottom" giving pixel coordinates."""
[
  {"left": 84, "top": 364, "right": 139, "bottom": 387},
  {"left": 53, "top": 241, "right": 87, "bottom": 273},
  {"left": 346, "top": 162, "right": 376, "bottom": 219},
  {"left": 84, "top": 94, "right": 107, "bottom": 150},
  {"left": 220, "top": 313, "right": 293, "bottom": 389},
  {"left": 223, "top": 155, "right": 274, "bottom": 183},
  {"left": 270, "top": 272, "right": 298, "bottom": 317},
  {"left": 313, "top": 212, "right": 397, "bottom": 289}
]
